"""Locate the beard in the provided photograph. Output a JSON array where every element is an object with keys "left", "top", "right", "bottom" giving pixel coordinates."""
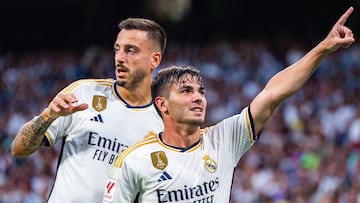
[
  {"left": 116, "top": 68, "right": 148, "bottom": 89},
  {"left": 117, "top": 80, "right": 127, "bottom": 87},
  {"left": 187, "top": 119, "right": 204, "bottom": 126},
  {"left": 178, "top": 115, "right": 205, "bottom": 126}
]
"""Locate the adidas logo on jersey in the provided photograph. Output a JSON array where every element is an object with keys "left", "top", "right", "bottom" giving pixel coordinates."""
[
  {"left": 157, "top": 171, "right": 172, "bottom": 182},
  {"left": 90, "top": 114, "right": 103, "bottom": 123}
]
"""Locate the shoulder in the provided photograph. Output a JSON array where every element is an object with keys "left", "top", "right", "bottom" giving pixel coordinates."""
[
  {"left": 60, "top": 78, "right": 114, "bottom": 94},
  {"left": 201, "top": 106, "right": 254, "bottom": 137},
  {"left": 114, "top": 131, "right": 159, "bottom": 168},
  {"left": 214, "top": 107, "right": 250, "bottom": 128}
]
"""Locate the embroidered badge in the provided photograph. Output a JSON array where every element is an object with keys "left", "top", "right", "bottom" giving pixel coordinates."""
[
  {"left": 151, "top": 151, "right": 168, "bottom": 170},
  {"left": 203, "top": 155, "right": 217, "bottom": 173},
  {"left": 92, "top": 95, "right": 107, "bottom": 112}
]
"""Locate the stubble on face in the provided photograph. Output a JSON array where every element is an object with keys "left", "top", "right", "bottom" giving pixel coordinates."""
[
  {"left": 114, "top": 29, "right": 153, "bottom": 89},
  {"left": 168, "top": 84, "right": 206, "bottom": 126},
  {"left": 116, "top": 67, "right": 148, "bottom": 89},
  {"left": 170, "top": 105, "right": 205, "bottom": 126}
]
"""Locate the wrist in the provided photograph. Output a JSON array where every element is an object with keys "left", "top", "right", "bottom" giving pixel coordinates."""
[{"left": 41, "top": 108, "right": 57, "bottom": 123}]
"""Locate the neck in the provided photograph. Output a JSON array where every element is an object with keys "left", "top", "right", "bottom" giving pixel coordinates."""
[
  {"left": 161, "top": 124, "right": 201, "bottom": 148},
  {"left": 116, "top": 80, "right": 152, "bottom": 106}
]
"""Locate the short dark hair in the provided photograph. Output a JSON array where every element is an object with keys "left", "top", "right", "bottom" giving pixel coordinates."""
[
  {"left": 118, "top": 18, "right": 167, "bottom": 55},
  {"left": 151, "top": 65, "right": 204, "bottom": 117}
]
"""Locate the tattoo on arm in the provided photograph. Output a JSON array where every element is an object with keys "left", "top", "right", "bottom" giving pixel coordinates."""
[
  {"left": 32, "top": 115, "right": 52, "bottom": 135},
  {"left": 18, "top": 115, "right": 52, "bottom": 155}
]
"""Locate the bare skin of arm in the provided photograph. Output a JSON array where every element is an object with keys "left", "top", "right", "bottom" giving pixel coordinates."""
[
  {"left": 11, "top": 110, "right": 55, "bottom": 157},
  {"left": 250, "top": 7, "right": 355, "bottom": 135},
  {"left": 11, "top": 93, "right": 88, "bottom": 157}
]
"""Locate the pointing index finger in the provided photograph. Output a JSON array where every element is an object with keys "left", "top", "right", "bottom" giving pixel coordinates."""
[{"left": 336, "top": 7, "right": 354, "bottom": 26}]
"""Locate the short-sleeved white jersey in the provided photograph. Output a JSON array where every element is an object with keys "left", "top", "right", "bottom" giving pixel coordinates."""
[
  {"left": 45, "top": 79, "right": 164, "bottom": 203},
  {"left": 103, "top": 107, "right": 257, "bottom": 203}
]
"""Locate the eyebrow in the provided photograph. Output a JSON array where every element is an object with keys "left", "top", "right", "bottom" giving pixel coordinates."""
[
  {"left": 179, "top": 84, "right": 193, "bottom": 89},
  {"left": 178, "top": 83, "right": 205, "bottom": 91}
]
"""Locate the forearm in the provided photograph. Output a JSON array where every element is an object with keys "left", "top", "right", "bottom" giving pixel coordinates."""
[
  {"left": 264, "top": 6, "right": 352, "bottom": 100},
  {"left": 250, "top": 42, "right": 331, "bottom": 134},
  {"left": 250, "top": 7, "right": 354, "bottom": 135},
  {"left": 265, "top": 41, "right": 330, "bottom": 103},
  {"left": 11, "top": 109, "right": 55, "bottom": 157}
]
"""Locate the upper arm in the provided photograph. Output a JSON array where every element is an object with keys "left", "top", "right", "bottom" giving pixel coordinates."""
[{"left": 249, "top": 89, "right": 279, "bottom": 135}]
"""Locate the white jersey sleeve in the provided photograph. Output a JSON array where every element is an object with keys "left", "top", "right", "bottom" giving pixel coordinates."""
[
  {"left": 44, "top": 79, "right": 90, "bottom": 145},
  {"left": 205, "top": 106, "right": 257, "bottom": 166},
  {"left": 103, "top": 135, "right": 158, "bottom": 202},
  {"left": 103, "top": 156, "right": 139, "bottom": 202}
]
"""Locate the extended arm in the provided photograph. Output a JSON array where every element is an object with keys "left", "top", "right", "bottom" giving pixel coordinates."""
[
  {"left": 250, "top": 7, "right": 355, "bottom": 135},
  {"left": 11, "top": 93, "right": 88, "bottom": 157}
]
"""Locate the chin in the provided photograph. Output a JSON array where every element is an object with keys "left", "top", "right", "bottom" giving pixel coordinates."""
[
  {"left": 116, "top": 80, "right": 127, "bottom": 87},
  {"left": 189, "top": 119, "right": 204, "bottom": 126}
]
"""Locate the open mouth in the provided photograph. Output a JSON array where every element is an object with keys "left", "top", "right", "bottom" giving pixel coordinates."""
[
  {"left": 191, "top": 107, "right": 203, "bottom": 112},
  {"left": 116, "top": 67, "right": 128, "bottom": 77}
]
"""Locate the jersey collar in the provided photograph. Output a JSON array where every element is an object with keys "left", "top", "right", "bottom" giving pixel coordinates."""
[
  {"left": 112, "top": 81, "right": 153, "bottom": 108},
  {"left": 158, "top": 132, "right": 202, "bottom": 152}
]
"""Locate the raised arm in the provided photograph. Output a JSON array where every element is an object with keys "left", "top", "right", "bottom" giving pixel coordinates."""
[
  {"left": 11, "top": 93, "right": 88, "bottom": 157},
  {"left": 250, "top": 7, "right": 355, "bottom": 135}
]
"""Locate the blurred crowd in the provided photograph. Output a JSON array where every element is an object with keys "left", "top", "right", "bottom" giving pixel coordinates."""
[{"left": 1, "top": 38, "right": 360, "bottom": 203}]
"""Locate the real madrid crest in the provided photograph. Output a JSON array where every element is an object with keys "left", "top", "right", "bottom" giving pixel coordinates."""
[
  {"left": 151, "top": 151, "right": 168, "bottom": 170},
  {"left": 203, "top": 155, "right": 217, "bottom": 173},
  {"left": 92, "top": 95, "right": 107, "bottom": 112}
]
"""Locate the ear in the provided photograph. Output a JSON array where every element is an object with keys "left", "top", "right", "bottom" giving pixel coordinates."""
[
  {"left": 150, "top": 52, "right": 162, "bottom": 71},
  {"left": 154, "top": 96, "right": 167, "bottom": 114}
]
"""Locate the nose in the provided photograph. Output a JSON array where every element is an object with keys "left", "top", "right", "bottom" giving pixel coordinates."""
[
  {"left": 115, "top": 49, "right": 126, "bottom": 64},
  {"left": 193, "top": 91, "right": 204, "bottom": 104}
]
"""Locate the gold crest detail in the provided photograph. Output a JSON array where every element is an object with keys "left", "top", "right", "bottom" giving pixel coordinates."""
[
  {"left": 151, "top": 151, "right": 168, "bottom": 170},
  {"left": 92, "top": 95, "right": 107, "bottom": 112},
  {"left": 203, "top": 155, "right": 217, "bottom": 173}
]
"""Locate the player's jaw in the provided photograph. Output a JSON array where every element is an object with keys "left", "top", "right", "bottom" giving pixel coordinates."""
[
  {"left": 115, "top": 64, "right": 148, "bottom": 89},
  {"left": 179, "top": 104, "right": 206, "bottom": 126}
]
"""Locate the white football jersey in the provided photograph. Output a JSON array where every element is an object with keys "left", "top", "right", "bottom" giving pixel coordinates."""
[
  {"left": 103, "top": 107, "right": 257, "bottom": 203},
  {"left": 44, "top": 79, "right": 164, "bottom": 203}
]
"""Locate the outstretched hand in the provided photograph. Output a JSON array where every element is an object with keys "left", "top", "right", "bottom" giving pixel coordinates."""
[
  {"left": 47, "top": 93, "right": 88, "bottom": 119},
  {"left": 324, "top": 7, "right": 355, "bottom": 52}
]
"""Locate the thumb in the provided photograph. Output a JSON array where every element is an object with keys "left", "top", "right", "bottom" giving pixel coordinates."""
[
  {"left": 73, "top": 103, "right": 89, "bottom": 112},
  {"left": 339, "top": 37, "right": 355, "bottom": 48}
]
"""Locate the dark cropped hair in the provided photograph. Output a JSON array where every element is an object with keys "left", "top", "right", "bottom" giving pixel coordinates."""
[
  {"left": 118, "top": 18, "right": 167, "bottom": 55},
  {"left": 151, "top": 65, "right": 204, "bottom": 117}
]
